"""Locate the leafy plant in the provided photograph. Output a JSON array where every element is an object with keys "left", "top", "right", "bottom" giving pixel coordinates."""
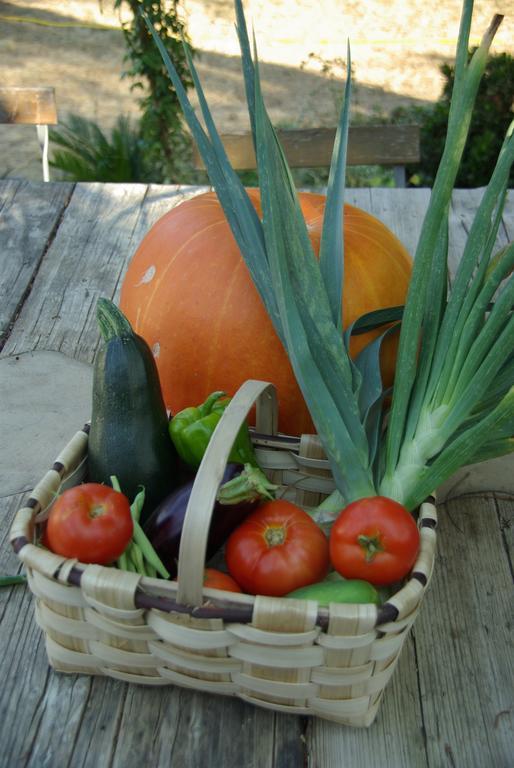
[
  {"left": 50, "top": 2, "right": 199, "bottom": 183},
  {"left": 114, "top": 0, "right": 195, "bottom": 182},
  {"left": 50, "top": 114, "right": 149, "bottom": 182},
  {"left": 393, "top": 50, "right": 514, "bottom": 187}
]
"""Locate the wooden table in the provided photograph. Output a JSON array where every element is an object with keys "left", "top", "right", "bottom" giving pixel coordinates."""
[{"left": 1, "top": 180, "right": 512, "bottom": 768}]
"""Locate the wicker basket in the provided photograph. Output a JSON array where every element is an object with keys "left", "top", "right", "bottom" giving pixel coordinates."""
[{"left": 10, "top": 380, "right": 437, "bottom": 727}]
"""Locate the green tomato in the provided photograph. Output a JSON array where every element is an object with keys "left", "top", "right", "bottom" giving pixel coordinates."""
[{"left": 286, "top": 578, "right": 380, "bottom": 606}]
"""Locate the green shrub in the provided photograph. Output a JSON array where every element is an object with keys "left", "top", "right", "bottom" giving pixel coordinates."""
[
  {"left": 392, "top": 50, "right": 514, "bottom": 187},
  {"left": 114, "top": 0, "right": 195, "bottom": 183},
  {"left": 50, "top": 115, "right": 150, "bottom": 182},
  {"left": 50, "top": 1, "right": 198, "bottom": 183}
]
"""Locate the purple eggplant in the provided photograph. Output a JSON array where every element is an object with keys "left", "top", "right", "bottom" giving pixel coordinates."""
[{"left": 142, "top": 463, "right": 277, "bottom": 578}]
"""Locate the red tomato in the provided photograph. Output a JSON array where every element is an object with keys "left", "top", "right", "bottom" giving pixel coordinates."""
[
  {"left": 203, "top": 568, "right": 242, "bottom": 593},
  {"left": 46, "top": 483, "right": 133, "bottom": 565},
  {"left": 225, "top": 499, "right": 329, "bottom": 597},
  {"left": 329, "top": 496, "right": 420, "bottom": 586}
]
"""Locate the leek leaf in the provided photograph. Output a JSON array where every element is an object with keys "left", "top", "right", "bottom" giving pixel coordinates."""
[
  {"left": 143, "top": 14, "right": 285, "bottom": 342},
  {"left": 403, "top": 387, "right": 514, "bottom": 510},
  {"left": 468, "top": 437, "right": 514, "bottom": 465},
  {"left": 319, "top": 40, "right": 352, "bottom": 330},
  {"left": 146, "top": 0, "right": 512, "bottom": 513},
  {"left": 444, "top": 305, "right": 514, "bottom": 434},
  {"left": 429, "top": 126, "right": 514, "bottom": 406},
  {"left": 384, "top": 12, "right": 503, "bottom": 477},
  {"left": 354, "top": 323, "right": 399, "bottom": 418},
  {"left": 349, "top": 306, "right": 405, "bottom": 336},
  {"left": 234, "top": 0, "right": 257, "bottom": 147},
  {"left": 403, "top": 211, "right": 449, "bottom": 443},
  {"left": 249, "top": 43, "right": 370, "bottom": 454},
  {"left": 252, "top": 52, "right": 374, "bottom": 496}
]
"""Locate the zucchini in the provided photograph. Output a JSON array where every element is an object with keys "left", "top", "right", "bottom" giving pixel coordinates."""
[{"left": 88, "top": 298, "right": 180, "bottom": 523}]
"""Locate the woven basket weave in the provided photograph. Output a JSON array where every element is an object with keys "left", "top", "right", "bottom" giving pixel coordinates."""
[{"left": 10, "top": 380, "right": 437, "bottom": 727}]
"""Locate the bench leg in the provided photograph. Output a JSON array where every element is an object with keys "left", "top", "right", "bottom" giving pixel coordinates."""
[{"left": 36, "top": 124, "right": 50, "bottom": 182}]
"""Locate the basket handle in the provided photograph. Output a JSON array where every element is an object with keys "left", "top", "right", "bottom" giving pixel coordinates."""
[{"left": 176, "top": 380, "right": 278, "bottom": 606}]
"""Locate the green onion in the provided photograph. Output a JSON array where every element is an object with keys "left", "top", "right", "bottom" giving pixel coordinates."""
[{"left": 144, "top": 0, "right": 513, "bottom": 513}]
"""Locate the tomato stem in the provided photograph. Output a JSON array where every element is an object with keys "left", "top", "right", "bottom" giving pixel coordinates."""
[
  {"left": 357, "top": 534, "right": 384, "bottom": 562},
  {"left": 264, "top": 526, "right": 285, "bottom": 547},
  {"left": 89, "top": 505, "right": 104, "bottom": 519}
]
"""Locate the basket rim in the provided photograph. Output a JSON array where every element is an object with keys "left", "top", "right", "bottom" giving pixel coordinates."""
[{"left": 10, "top": 423, "right": 437, "bottom": 631}]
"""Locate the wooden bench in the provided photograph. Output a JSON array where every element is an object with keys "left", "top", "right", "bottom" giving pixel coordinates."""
[
  {"left": 0, "top": 87, "right": 58, "bottom": 182},
  {"left": 192, "top": 124, "right": 420, "bottom": 187}
]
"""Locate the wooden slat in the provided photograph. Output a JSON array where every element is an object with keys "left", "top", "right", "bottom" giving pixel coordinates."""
[
  {"left": 0, "top": 180, "right": 73, "bottom": 343},
  {"left": 450, "top": 189, "right": 514, "bottom": 283},
  {"left": 496, "top": 496, "right": 513, "bottom": 568},
  {"left": 345, "top": 186, "right": 431, "bottom": 263},
  {"left": 193, "top": 125, "right": 420, "bottom": 170},
  {"left": 0, "top": 87, "right": 58, "bottom": 125},
  {"left": 414, "top": 495, "right": 514, "bottom": 767},
  {"left": 0, "top": 494, "right": 56, "bottom": 766},
  {"left": 109, "top": 689, "right": 304, "bottom": 768},
  {"left": 309, "top": 637, "right": 429, "bottom": 767},
  {"left": 1, "top": 184, "right": 208, "bottom": 362}
]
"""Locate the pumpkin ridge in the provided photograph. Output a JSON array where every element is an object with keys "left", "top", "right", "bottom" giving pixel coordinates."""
[
  {"left": 139, "top": 216, "right": 227, "bottom": 331},
  {"left": 205, "top": 257, "right": 247, "bottom": 393}
]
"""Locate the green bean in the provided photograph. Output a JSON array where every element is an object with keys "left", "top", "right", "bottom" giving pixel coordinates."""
[
  {"left": 132, "top": 520, "right": 170, "bottom": 579},
  {"left": 0, "top": 574, "right": 27, "bottom": 588}
]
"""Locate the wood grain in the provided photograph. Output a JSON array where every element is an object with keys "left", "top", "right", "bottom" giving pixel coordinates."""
[
  {"left": 2, "top": 184, "right": 206, "bottom": 362},
  {"left": 496, "top": 496, "right": 513, "bottom": 571},
  {"left": 0, "top": 180, "right": 73, "bottom": 343},
  {"left": 346, "top": 186, "right": 430, "bottom": 263},
  {"left": 308, "top": 637, "right": 428, "bottom": 768},
  {"left": 415, "top": 495, "right": 514, "bottom": 768},
  {"left": 193, "top": 125, "right": 421, "bottom": 170},
  {"left": 0, "top": 87, "right": 58, "bottom": 126}
]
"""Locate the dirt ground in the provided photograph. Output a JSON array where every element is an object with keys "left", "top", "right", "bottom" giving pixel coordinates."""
[{"left": 1, "top": 0, "right": 512, "bottom": 180}]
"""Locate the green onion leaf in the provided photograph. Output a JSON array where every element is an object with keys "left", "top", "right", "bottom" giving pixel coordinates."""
[{"left": 319, "top": 40, "right": 352, "bottom": 330}]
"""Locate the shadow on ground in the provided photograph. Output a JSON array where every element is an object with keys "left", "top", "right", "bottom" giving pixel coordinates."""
[{"left": 1, "top": 2, "right": 439, "bottom": 181}]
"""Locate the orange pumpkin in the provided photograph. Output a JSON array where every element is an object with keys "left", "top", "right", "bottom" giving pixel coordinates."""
[{"left": 120, "top": 189, "right": 412, "bottom": 436}]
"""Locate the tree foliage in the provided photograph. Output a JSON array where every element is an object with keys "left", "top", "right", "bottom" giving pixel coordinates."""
[
  {"left": 114, "top": 0, "right": 195, "bottom": 181},
  {"left": 393, "top": 50, "right": 514, "bottom": 188}
]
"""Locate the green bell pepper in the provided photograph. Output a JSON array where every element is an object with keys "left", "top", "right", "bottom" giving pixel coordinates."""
[{"left": 169, "top": 391, "right": 259, "bottom": 469}]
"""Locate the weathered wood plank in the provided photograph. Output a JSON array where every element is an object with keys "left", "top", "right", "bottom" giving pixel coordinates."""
[
  {"left": 307, "top": 637, "right": 428, "bottom": 768},
  {"left": 449, "top": 189, "right": 514, "bottom": 279},
  {"left": 0, "top": 87, "right": 58, "bottom": 125},
  {"left": 496, "top": 495, "right": 513, "bottom": 572},
  {"left": 360, "top": 187, "right": 431, "bottom": 261},
  {"left": 1, "top": 183, "right": 206, "bottom": 363},
  {"left": 193, "top": 125, "right": 421, "bottom": 170},
  {"left": 109, "top": 688, "right": 304, "bottom": 768},
  {"left": 414, "top": 495, "right": 514, "bottom": 768},
  {"left": 0, "top": 494, "right": 55, "bottom": 767},
  {"left": 1, "top": 182, "right": 147, "bottom": 362},
  {"left": 0, "top": 180, "right": 73, "bottom": 342}
]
